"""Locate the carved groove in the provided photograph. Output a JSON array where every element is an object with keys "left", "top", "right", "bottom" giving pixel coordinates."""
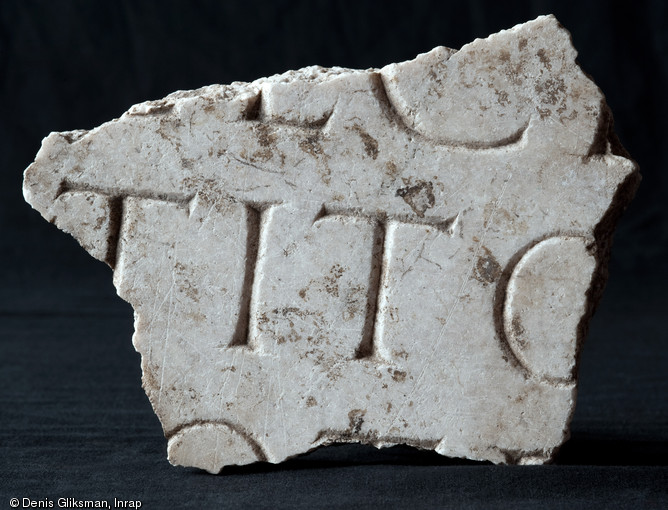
[
  {"left": 105, "top": 196, "right": 124, "bottom": 269},
  {"left": 241, "top": 86, "right": 334, "bottom": 129},
  {"left": 355, "top": 220, "right": 386, "bottom": 359},
  {"left": 493, "top": 231, "right": 591, "bottom": 387},
  {"left": 242, "top": 90, "right": 263, "bottom": 121},
  {"left": 315, "top": 203, "right": 459, "bottom": 233},
  {"left": 166, "top": 419, "right": 268, "bottom": 463},
  {"left": 372, "top": 72, "right": 529, "bottom": 149},
  {"left": 314, "top": 206, "right": 455, "bottom": 360},
  {"left": 252, "top": 111, "right": 335, "bottom": 130},
  {"left": 229, "top": 204, "right": 264, "bottom": 347},
  {"left": 58, "top": 180, "right": 193, "bottom": 207}
]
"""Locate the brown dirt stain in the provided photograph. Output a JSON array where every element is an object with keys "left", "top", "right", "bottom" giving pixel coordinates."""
[
  {"left": 352, "top": 124, "right": 379, "bottom": 160},
  {"left": 396, "top": 180, "right": 435, "bottom": 218},
  {"left": 473, "top": 246, "right": 501, "bottom": 285},
  {"left": 348, "top": 409, "right": 366, "bottom": 434}
]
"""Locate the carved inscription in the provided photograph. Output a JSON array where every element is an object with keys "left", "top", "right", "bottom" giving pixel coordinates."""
[
  {"left": 230, "top": 203, "right": 275, "bottom": 348},
  {"left": 23, "top": 15, "right": 639, "bottom": 472}
]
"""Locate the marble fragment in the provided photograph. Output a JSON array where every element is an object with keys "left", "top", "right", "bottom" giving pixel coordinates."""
[{"left": 23, "top": 15, "right": 639, "bottom": 472}]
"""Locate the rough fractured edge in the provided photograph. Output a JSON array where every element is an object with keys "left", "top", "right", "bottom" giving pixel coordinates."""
[
  {"left": 78, "top": 15, "right": 593, "bottom": 157},
  {"left": 488, "top": 146, "right": 639, "bottom": 463},
  {"left": 585, "top": 98, "right": 634, "bottom": 161},
  {"left": 494, "top": 446, "right": 555, "bottom": 465},
  {"left": 558, "top": 152, "right": 641, "bottom": 453},
  {"left": 61, "top": 129, "right": 89, "bottom": 143},
  {"left": 312, "top": 429, "right": 440, "bottom": 452},
  {"left": 118, "top": 66, "right": 528, "bottom": 151}
]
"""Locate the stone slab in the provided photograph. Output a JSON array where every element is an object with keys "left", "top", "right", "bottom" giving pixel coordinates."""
[{"left": 23, "top": 15, "right": 639, "bottom": 472}]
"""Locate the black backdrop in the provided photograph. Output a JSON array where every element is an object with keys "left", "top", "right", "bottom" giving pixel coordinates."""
[{"left": 1, "top": 1, "right": 666, "bottom": 508}]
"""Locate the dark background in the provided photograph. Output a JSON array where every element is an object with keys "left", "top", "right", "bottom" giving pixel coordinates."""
[{"left": 1, "top": 0, "right": 666, "bottom": 508}]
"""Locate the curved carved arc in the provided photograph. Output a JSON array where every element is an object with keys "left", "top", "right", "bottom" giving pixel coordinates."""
[
  {"left": 240, "top": 71, "right": 531, "bottom": 150},
  {"left": 166, "top": 420, "right": 268, "bottom": 473},
  {"left": 372, "top": 72, "right": 531, "bottom": 150},
  {"left": 493, "top": 233, "right": 595, "bottom": 387}
]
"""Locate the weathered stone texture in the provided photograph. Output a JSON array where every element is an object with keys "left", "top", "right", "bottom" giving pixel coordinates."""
[{"left": 23, "top": 15, "right": 639, "bottom": 472}]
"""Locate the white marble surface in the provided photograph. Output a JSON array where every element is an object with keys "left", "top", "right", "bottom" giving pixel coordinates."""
[{"left": 23, "top": 15, "right": 638, "bottom": 472}]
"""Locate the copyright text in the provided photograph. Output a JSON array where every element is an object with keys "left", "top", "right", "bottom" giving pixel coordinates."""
[{"left": 9, "top": 498, "right": 141, "bottom": 508}]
